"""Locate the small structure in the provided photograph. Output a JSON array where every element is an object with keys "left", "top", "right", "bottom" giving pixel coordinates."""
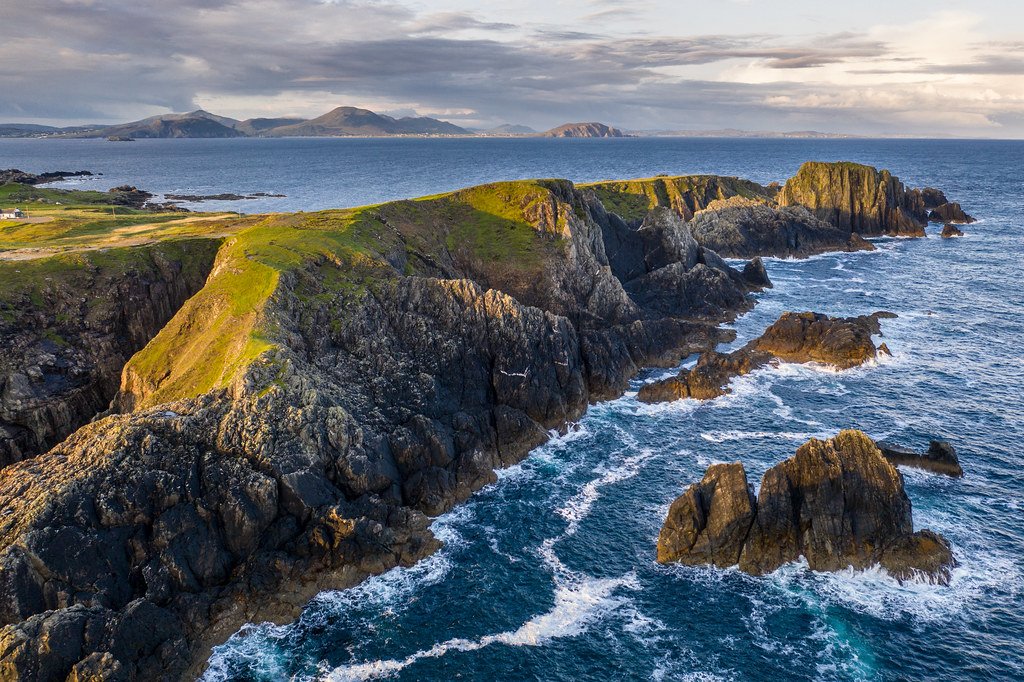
[{"left": 0, "top": 208, "right": 25, "bottom": 219}]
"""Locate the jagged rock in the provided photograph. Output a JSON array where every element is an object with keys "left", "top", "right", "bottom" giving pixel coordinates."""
[
  {"left": 878, "top": 440, "right": 963, "bottom": 477},
  {"left": 918, "top": 187, "right": 948, "bottom": 209},
  {"left": 778, "top": 161, "right": 927, "bottom": 236},
  {"left": 657, "top": 463, "right": 755, "bottom": 567},
  {"left": 742, "top": 256, "right": 772, "bottom": 288},
  {"left": 929, "top": 202, "right": 975, "bottom": 224},
  {"left": 0, "top": 169, "right": 93, "bottom": 186},
  {"left": 687, "top": 198, "right": 872, "bottom": 258},
  {"left": 940, "top": 223, "right": 964, "bottom": 238},
  {"left": 107, "top": 186, "right": 153, "bottom": 209},
  {"left": 659, "top": 431, "right": 955, "bottom": 585},
  {"left": 639, "top": 311, "right": 892, "bottom": 403}
]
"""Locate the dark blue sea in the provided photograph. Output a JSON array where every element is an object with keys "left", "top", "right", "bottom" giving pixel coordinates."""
[{"left": 2, "top": 137, "right": 1022, "bottom": 681}]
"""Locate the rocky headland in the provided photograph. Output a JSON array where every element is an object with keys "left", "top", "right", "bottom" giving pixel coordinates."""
[
  {"left": 638, "top": 311, "right": 894, "bottom": 403},
  {"left": 657, "top": 430, "right": 955, "bottom": 584},
  {"left": 0, "top": 162, "right": 972, "bottom": 680}
]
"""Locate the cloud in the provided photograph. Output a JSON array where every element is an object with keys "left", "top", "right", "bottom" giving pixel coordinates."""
[{"left": 0, "top": 0, "right": 1020, "bottom": 137}]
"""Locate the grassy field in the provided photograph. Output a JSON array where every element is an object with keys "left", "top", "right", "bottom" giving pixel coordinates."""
[{"left": 0, "top": 182, "right": 251, "bottom": 255}]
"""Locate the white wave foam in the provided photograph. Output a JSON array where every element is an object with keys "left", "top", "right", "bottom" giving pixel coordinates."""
[
  {"left": 325, "top": 573, "right": 637, "bottom": 681},
  {"left": 557, "top": 449, "right": 652, "bottom": 536},
  {"left": 700, "top": 430, "right": 823, "bottom": 444}
]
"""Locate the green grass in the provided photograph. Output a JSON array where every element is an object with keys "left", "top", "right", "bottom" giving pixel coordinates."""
[
  {"left": 120, "top": 179, "right": 578, "bottom": 408},
  {"left": 580, "top": 175, "right": 774, "bottom": 222}
]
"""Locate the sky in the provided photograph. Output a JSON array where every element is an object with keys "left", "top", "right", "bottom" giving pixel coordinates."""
[{"left": 1, "top": 0, "right": 1022, "bottom": 137}]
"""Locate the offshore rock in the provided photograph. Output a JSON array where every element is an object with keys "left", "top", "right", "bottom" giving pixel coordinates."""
[
  {"left": 638, "top": 311, "right": 892, "bottom": 403},
  {"left": 941, "top": 223, "right": 965, "bottom": 238},
  {"left": 778, "top": 161, "right": 927, "bottom": 236},
  {"left": 658, "top": 431, "right": 955, "bottom": 585},
  {"left": 878, "top": 439, "right": 963, "bottom": 477},
  {"left": 929, "top": 202, "right": 975, "bottom": 224}
]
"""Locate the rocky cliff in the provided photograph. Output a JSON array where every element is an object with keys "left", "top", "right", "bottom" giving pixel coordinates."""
[
  {"left": 0, "top": 179, "right": 763, "bottom": 680},
  {"left": 0, "top": 239, "right": 221, "bottom": 467},
  {"left": 778, "top": 161, "right": 928, "bottom": 236},
  {"left": 657, "top": 430, "right": 955, "bottom": 583}
]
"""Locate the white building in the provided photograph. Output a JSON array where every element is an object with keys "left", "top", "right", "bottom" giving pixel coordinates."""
[{"left": 0, "top": 208, "right": 25, "bottom": 219}]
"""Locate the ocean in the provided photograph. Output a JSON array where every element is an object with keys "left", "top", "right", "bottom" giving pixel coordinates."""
[{"left": 2, "top": 137, "right": 1022, "bottom": 680}]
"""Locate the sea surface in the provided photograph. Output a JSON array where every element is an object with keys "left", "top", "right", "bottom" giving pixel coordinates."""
[{"left": 2, "top": 138, "right": 1022, "bottom": 680}]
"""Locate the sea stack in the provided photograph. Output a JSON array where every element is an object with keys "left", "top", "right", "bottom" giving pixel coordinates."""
[{"left": 657, "top": 430, "right": 955, "bottom": 584}]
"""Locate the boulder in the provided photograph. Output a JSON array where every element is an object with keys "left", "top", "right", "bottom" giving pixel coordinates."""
[
  {"left": 658, "top": 431, "right": 955, "bottom": 585},
  {"left": 940, "top": 223, "right": 964, "bottom": 238},
  {"left": 929, "top": 202, "right": 975, "bottom": 224},
  {"left": 742, "top": 256, "right": 772, "bottom": 289},
  {"left": 878, "top": 439, "right": 963, "bottom": 477}
]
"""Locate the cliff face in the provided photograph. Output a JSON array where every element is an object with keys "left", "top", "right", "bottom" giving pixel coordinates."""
[
  {"left": 0, "top": 179, "right": 761, "bottom": 680},
  {"left": 778, "top": 161, "right": 928, "bottom": 236},
  {"left": 0, "top": 239, "right": 221, "bottom": 467}
]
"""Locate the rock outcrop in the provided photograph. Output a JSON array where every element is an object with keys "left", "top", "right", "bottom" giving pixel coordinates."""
[
  {"left": 0, "top": 178, "right": 766, "bottom": 680},
  {"left": 940, "top": 223, "right": 965, "bottom": 238},
  {"left": 658, "top": 431, "right": 955, "bottom": 584},
  {"left": 0, "top": 169, "right": 94, "bottom": 186},
  {"left": 539, "top": 122, "right": 625, "bottom": 138},
  {"left": 0, "top": 239, "right": 221, "bottom": 467},
  {"left": 778, "top": 161, "right": 927, "bottom": 236},
  {"left": 878, "top": 439, "right": 963, "bottom": 477},
  {"left": 638, "top": 311, "right": 893, "bottom": 403},
  {"left": 929, "top": 202, "right": 975, "bottom": 224},
  {"left": 686, "top": 198, "right": 875, "bottom": 258}
]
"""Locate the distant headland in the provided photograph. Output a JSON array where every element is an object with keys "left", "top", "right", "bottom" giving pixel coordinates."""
[{"left": 0, "top": 106, "right": 857, "bottom": 140}]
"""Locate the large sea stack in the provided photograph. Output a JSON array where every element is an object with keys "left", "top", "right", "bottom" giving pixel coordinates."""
[{"left": 657, "top": 431, "right": 955, "bottom": 584}]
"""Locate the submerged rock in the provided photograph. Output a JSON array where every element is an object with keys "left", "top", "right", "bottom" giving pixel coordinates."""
[
  {"left": 658, "top": 431, "right": 955, "bottom": 584},
  {"left": 878, "top": 439, "right": 963, "bottom": 477},
  {"left": 638, "top": 311, "right": 893, "bottom": 403},
  {"left": 941, "top": 223, "right": 965, "bottom": 238},
  {"left": 929, "top": 202, "right": 975, "bottom": 224}
]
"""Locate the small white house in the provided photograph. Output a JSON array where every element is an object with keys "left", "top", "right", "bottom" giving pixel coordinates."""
[{"left": 0, "top": 208, "right": 25, "bottom": 219}]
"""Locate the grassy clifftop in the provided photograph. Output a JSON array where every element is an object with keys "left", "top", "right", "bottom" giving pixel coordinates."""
[
  {"left": 119, "top": 179, "right": 580, "bottom": 409},
  {"left": 581, "top": 175, "right": 774, "bottom": 223}
]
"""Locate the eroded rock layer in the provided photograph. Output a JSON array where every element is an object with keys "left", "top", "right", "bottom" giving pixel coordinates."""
[{"left": 0, "top": 239, "right": 221, "bottom": 467}]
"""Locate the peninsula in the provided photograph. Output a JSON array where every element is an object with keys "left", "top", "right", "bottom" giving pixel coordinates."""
[{"left": 0, "top": 161, "right": 971, "bottom": 680}]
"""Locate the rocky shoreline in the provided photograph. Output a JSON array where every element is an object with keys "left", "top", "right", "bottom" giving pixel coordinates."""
[{"left": 0, "top": 161, "right": 975, "bottom": 680}]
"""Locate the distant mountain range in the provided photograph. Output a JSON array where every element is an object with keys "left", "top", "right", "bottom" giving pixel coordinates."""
[{"left": 0, "top": 109, "right": 855, "bottom": 140}]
